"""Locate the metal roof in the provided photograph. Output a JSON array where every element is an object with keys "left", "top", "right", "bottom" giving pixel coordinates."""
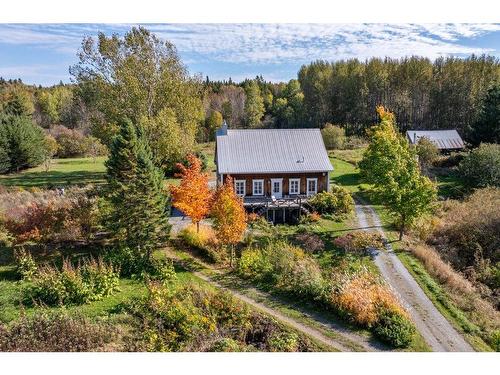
[
  {"left": 216, "top": 129, "right": 334, "bottom": 174},
  {"left": 406, "top": 130, "right": 464, "bottom": 150}
]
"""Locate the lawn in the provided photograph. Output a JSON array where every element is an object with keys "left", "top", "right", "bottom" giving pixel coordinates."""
[{"left": 0, "top": 157, "right": 107, "bottom": 188}]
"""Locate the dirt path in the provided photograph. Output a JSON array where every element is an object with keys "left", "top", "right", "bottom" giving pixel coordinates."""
[
  {"left": 354, "top": 199, "right": 473, "bottom": 352},
  {"left": 169, "top": 252, "right": 386, "bottom": 352}
]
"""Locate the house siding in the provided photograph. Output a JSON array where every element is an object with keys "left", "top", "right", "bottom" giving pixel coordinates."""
[{"left": 222, "top": 172, "right": 328, "bottom": 196}]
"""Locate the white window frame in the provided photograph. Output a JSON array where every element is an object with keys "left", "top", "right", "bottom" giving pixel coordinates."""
[
  {"left": 234, "top": 179, "right": 246, "bottom": 197},
  {"left": 252, "top": 179, "right": 264, "bottom": 196},
  {"left": 306, "top": 178, "right": 318, "bottom": 196},
  {"left": 289, "top": 178, "right": 301, "bottom": 195}
]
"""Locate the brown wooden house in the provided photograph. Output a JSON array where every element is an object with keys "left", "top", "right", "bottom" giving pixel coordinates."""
[{"left": 215, "top": 122, "right": 334, "bottom": 223}]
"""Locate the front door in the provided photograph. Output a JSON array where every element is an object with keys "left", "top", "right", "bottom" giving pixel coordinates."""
[{"left": 271, "top": 179, "right": 282, "bottom": 198}]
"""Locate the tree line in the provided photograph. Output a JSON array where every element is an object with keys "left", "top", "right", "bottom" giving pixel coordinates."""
[{"left": 2, "top": 27, "right": 499, "bottom": 175}]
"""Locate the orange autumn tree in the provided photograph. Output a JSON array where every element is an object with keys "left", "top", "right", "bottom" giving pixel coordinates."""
[
  {"left": 211, "top": 176, "right": 247, "bottom": 266},
  {"left": 170, "top": 154, "right": 212, "bottom": 232}
]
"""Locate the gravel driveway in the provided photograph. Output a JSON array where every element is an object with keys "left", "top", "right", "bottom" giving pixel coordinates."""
[{"left": 354, "top": 200, "right": 473, "bottom": 352}]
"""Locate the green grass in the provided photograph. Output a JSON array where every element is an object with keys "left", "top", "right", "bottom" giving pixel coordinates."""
[
  {"left": 0, "top": 255, "right": 205, "bottom": 324},
  {"left": 0, "top": 157, "right": 107, "bottom": 188}
]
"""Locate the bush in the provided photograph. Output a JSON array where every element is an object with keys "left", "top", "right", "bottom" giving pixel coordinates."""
[
  {"left": 2, "top": 187, "right": 99, "bottom": 244},
  {"left": 321, "top": 124, "right": 346, "bottom": 150},
  {"left": 0, "top": 312, "right": 119, "bottom": 351},
  {"left": 308, "top": 185, "right": 354, "bottom": 216},
  {"left": 333, "top": 231, "right": 385, "bottom": 255},
  {"left": 129, "top": 281, "right": 317, "bottom": 352},
  {"left": 416, "top": 137, "right": 439, "bottom": 171},
  {"left": 293, "top": 233, "right": 325, "bottom": 254},
  {"left": 344, "top": 135, "right": 367, "bottom": 150},
  {"left": 430, "top": 188, "right": 500, "bottom": 291},
  {"left": 238, "top": 241, "right": 325, "bottom": 298},
  {"left": 24, "top": 258, "right": 119, "bottom": 306},
  {"left": 373, "top": 308, "right": 415, "bottom": 348},
  {"left": 327, "top": 266, "right": 415, "bottom": 347},
  {"left": 14, "top": 248, "right": 37, "bottom": 281},
  {"left": 267, "top": 331, "right": 300, "bottom": 352},
  {"left": 178, "top": 224, "right": 223, "bottom": 262},
  {"left": 459, "top": 143, "right": 500, "bottom": 188}
]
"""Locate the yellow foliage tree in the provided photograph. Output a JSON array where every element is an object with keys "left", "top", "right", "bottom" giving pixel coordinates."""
[
  {"left": 170, "top": 154, "right": 212, "bottom": 232},
  {"left": 211, "top": 176, "right": 247, "bottom": 266}
]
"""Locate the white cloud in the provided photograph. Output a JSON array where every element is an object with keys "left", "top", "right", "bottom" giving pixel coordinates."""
[{"left": 0, "top": 23, "right": 498, "bottom": 84}]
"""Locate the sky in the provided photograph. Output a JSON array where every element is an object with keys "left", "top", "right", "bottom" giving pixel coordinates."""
[{"left": 1, "top": 23, "right": 500, "bottom": 86}]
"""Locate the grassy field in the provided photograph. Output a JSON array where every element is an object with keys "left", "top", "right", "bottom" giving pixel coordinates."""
[
  {"left": 0, "top": 157, "right": 107, "bottom": 188},
  {"left": 0, "top": 143, "right": 218, "bottom": 189}
]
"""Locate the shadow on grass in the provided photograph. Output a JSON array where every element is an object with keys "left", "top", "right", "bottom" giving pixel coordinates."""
[
  {"left": 331, "top": 172, "right": 362, "bottom": 188},
  {"left": 0, "top": 171, "right": 106, "bottom": 188},
  {"left": 0, "top": 266, "right": 18, "bottom": 281}
]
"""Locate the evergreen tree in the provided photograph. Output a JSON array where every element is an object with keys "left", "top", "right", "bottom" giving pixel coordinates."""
[
  {"left": 105, "top": 118, "right": 170, "bottom": 258},
  {"left": 0, "top": 130, "right": 10, "bottom": 173},
  {"left": 244, "top": 80, "right": 265, "bottom": 128},
  {"left": 469, "top": 85, "right": 500, "bottom": 145},
  {"left": 0, "top": 114, "right": 46, "bottom": 172}
]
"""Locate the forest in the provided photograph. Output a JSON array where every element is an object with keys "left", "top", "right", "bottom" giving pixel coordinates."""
[{"left": 1, "top": 31, "right": 499, "bottom": 177}]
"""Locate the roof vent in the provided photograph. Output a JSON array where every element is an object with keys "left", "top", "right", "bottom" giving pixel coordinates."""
[{"left": 297, "top": 155, "right": 305, "bottom": 163}]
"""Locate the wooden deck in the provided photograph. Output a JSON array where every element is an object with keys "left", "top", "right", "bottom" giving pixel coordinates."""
[{"left": 243, "top": 195, "right": 311, "bottom": 223}]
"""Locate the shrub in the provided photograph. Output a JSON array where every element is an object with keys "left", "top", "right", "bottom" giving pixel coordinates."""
[
  {"left": 373, "top": 308, "right": 415, "bottom": 348},
  {"left": 429, "top": 188, "right": 500, "bottom": 291},
  {"left": 333, "top": 231, "right": 385, "bottom": 255},
  {"left": 416, "top": 137, "right": 439, "bottom": 172},
  {"left": 327, "top": 266, "right": 415, "bottom": 347},
  {"left": 129, "top": 281, "right": 318, "bottom": 352},
  {"left": 178, "top": 224, "right": 222, "bottom": 262},
  {"left": 50, "top": 125, "right": 88, "bottom": 158},
  {"left": 344, "top": 135, "right": 367, "bottom": 150},
  {"left": 2, "top": 187, "right": 99, "bottom": 244},
  {"left": 308, "top": 185, "right": 354, "bottom": 216},
  {"left": 321, "top": 124, "right": 346, "bottom": 150},
  {"left": 145, "top": 258, "right": 177, "bottom": 286},
  {"left": 294, "top": 233, "right": 325, "bottom": 254},
  {"left": 14, "top": 248, "right": 37, "bottom": 281},
  {"left": 0, "top": 312, "right": 119, "bottom": 351},
  {"left": 458, "top": 143, "right": 500, "bottom": 188},
  {"left": 267, "top": 331, "right": 300, "bottom": 352},
  {"left": 24, "top": 258, "right": 119, "bottom": 306},
  {"left": 238, "top": 241, "right": 325, "bottom": 298}
]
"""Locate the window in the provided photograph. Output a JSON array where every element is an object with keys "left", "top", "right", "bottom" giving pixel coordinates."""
[
  {"left": 289, "top": 178, "right": 300, "bottom": 195},
  {"left": 234, "top": 180, "right": 246, "bottom": 197},
  {"left": 306, "top": 178, "right": 317, "bottom": 196},
  {"left": 252, "top": 179, "right": 264, "bottom": 195}
]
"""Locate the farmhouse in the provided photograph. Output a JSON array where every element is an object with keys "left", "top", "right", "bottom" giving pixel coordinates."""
[
  {"left": 406, "top": 129, "right": 465, "bottom": 152},
  {"left": 215, "top": 121, "right": 334, "bottom": 223}
]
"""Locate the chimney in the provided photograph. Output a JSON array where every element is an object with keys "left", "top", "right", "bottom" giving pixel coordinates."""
[{"left": 216, "top": 120, "right": 228, "bottom": 136}]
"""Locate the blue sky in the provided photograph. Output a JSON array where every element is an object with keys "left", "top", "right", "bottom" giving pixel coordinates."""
[{"left": 1, "top": 23, "right": 500, "bottom": 86}]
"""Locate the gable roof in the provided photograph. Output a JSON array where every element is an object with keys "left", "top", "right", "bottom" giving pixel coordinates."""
[
  {"left": 216, "top": 129, "right": 334, "bottom": 174},
  {"left": 406, "top": 130, "right": 464, "bottom": 150}
]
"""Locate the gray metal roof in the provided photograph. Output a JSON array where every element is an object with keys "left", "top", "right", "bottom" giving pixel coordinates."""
[
  {"left": 406, "top": 130, "right": 464, "bottom": 150},
  {"left": 216, "top": 129, "right": 334, "bottom": 174}
]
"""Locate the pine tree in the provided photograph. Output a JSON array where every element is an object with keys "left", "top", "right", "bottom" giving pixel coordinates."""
[
  {"left": 470, "top": 84, "right": 500, "bottom": 145},
  {"left": 0, "top": 114, "right": 46, "bottom": 172},
  {"left": 105, "top": 118, "right": 170, "bottom": 258},
  {"left": 244, "top": 80, "right": 265, "bottom": 128}
]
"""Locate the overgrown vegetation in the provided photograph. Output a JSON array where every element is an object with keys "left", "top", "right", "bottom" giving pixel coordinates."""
[{"left": 237, "top": 239, "right": 416, "bottom": 348}]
